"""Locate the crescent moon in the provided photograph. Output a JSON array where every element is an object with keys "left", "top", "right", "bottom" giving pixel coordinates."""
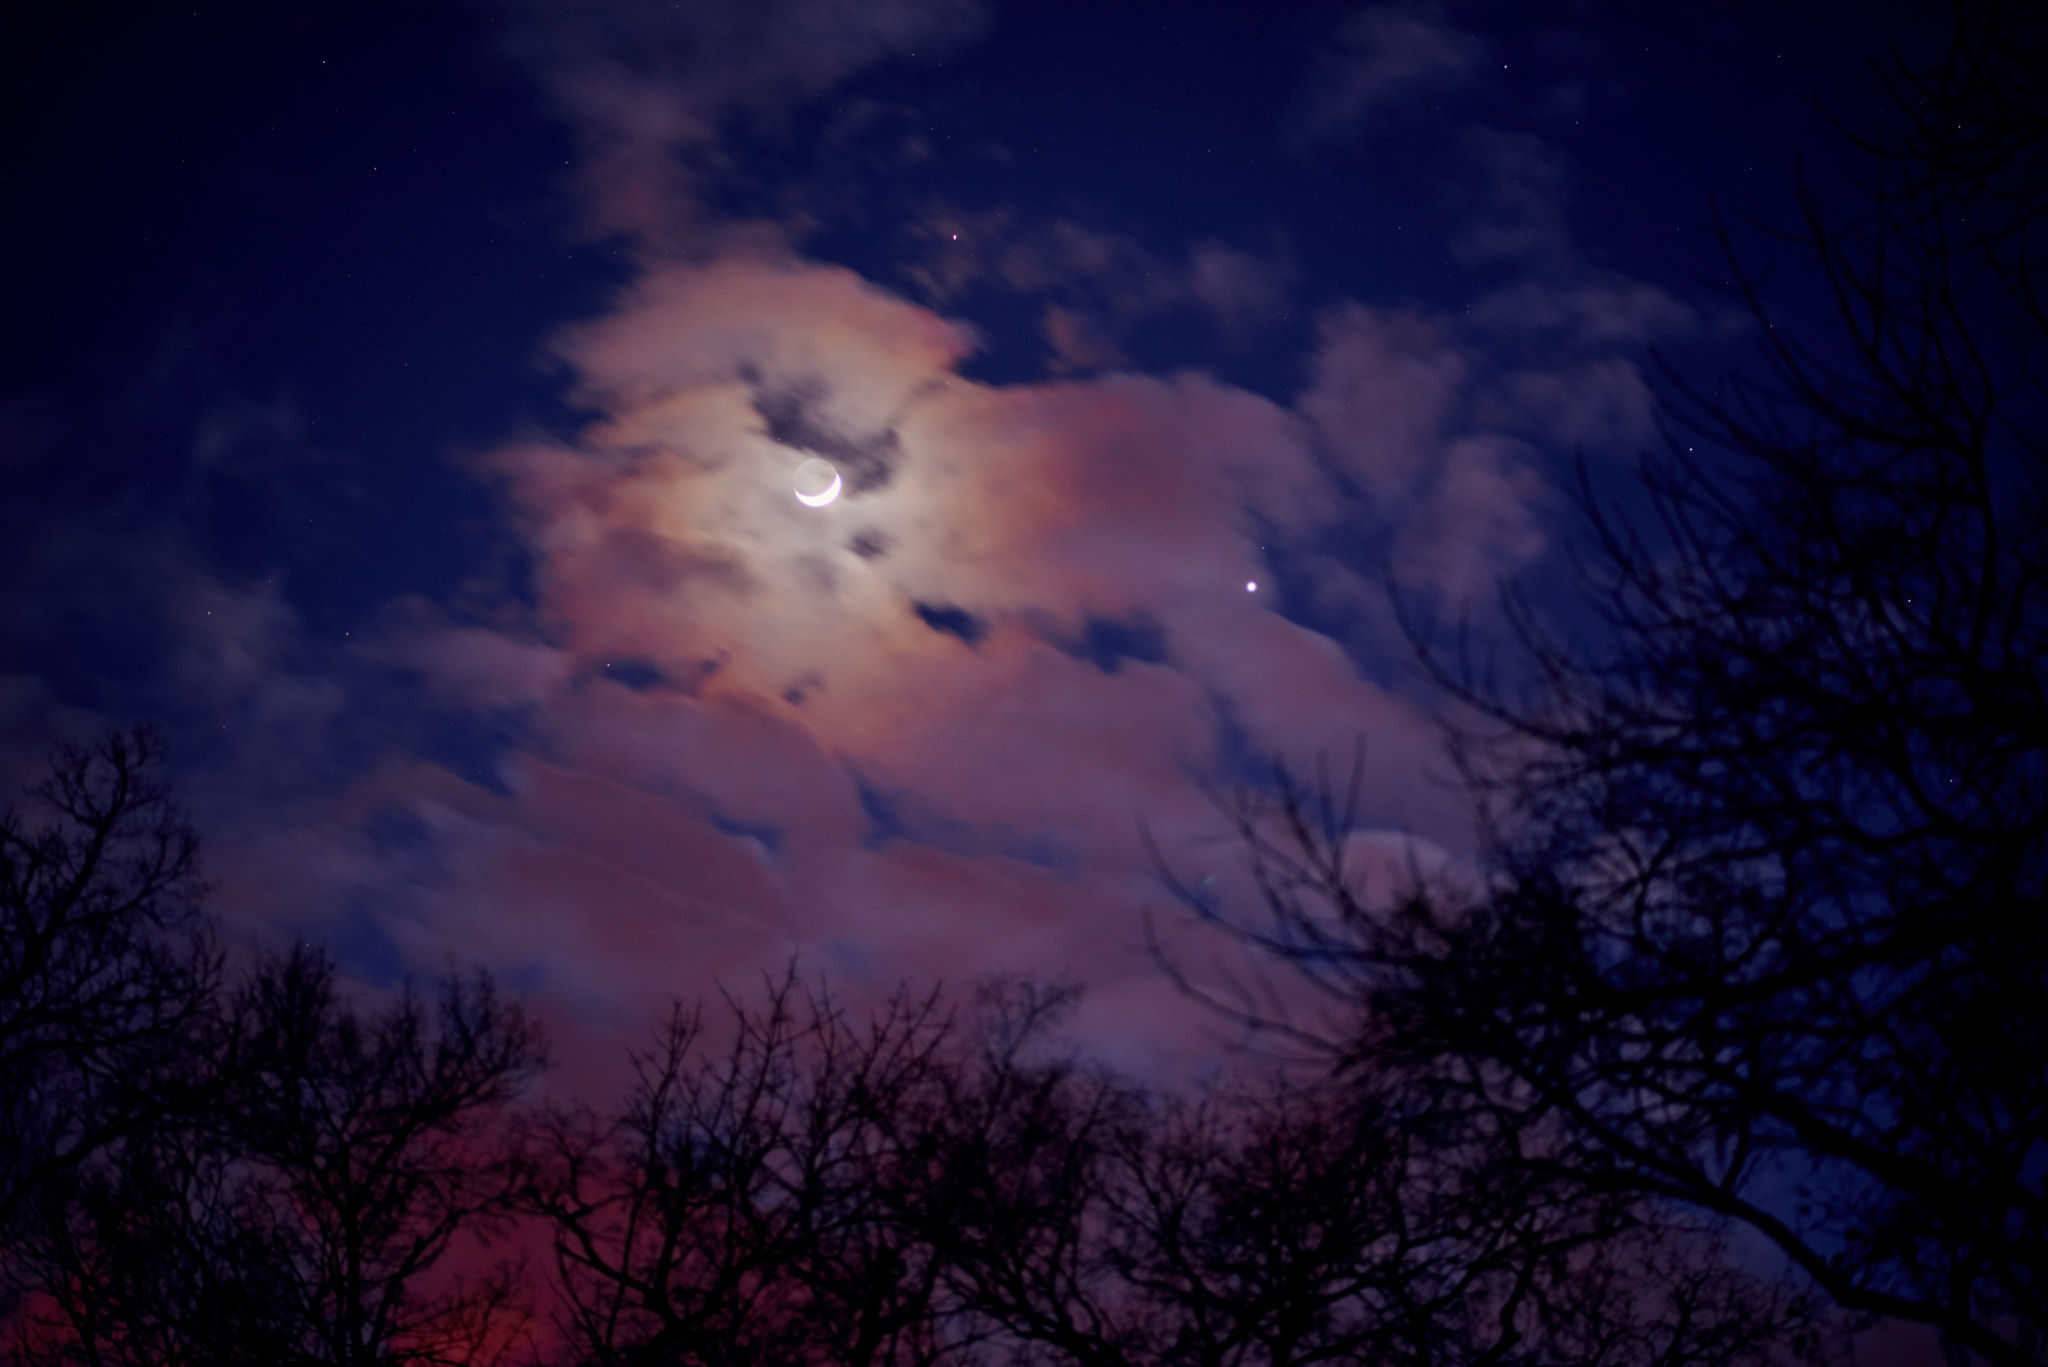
[{"left": 795, "top": 470, "right": 843, "bottom": 508}]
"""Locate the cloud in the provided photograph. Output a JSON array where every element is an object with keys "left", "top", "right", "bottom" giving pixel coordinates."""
[
  {"left": 1468, "top": 275, "right": 1699, "bottom": 346},
  {"left": 1300, "top": 305, "right": 1469, "bottom": 495},
  {"left": 4, "top": 233, "right": 1400, "bottom": 1089},
  {"left": 1041, "top": 304, "right": 1128, "bottom": 373},
  {"left": 495, "top": 253, "right": 1353, "bottom": 748},
  {"left": 0, "top": 256, "right": 1613, "bottom": 1093},
  {"left": 0, "top": 270, "right": 1600, "bottom": 1096},
  {"left": 492, "top": 0, "right": 995, "bottom": 245},
  {"left": 293, "top": 249, "right": 1480, "bottom": 1079},
  {"left": 1293, "top": 303, "right": 1557, "bottom": 622},
  {"left": 1390, "top": 433, "right": 1552, "bottom": 606},
  {"left": 1187, "top": 240, "right": 1294, "bottom": 346},
  {"left": 1491, "top": 357, "right": 1658, "bottom": 453},
  {"left": 898, "top": 215, "right": 1294, "bottom": 370},
  {"left": 1446, "top": 129, "right": 1574, "bottom": 266},
  {"left": 1290, "top": 3, "right": 1483, "bottom": 146}
]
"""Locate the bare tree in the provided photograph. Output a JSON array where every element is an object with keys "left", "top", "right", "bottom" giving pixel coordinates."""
[
  {"left": 226, "top": 947, "right": 548, "bottom": 1365},
  {"left": 916, "top": 979, "right": 1154, "bottom": 1367},
  {"left": 1165, "top": 2, "right": 2047, "bottom": 1363},
  {"left": 13, "top": 946, "right": 548, "bottom": 1366},
  {"left": 936, "top": 1038, "right": 1823, "bottom": 1367},
  {"left": 0, "top": 727, "right": 220, "bottom": 1310},
  {"left": 523, "top": 967, "right": 974, "bottom": 1367}
]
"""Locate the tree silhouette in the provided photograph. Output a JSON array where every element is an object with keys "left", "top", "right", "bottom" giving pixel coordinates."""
[
  {"left": 523, "top": 967, "right": 972, "bottom": 1367},
  {"left": 931, "top": 1021, "right": 1822, "bottom": 1367},
  {"left": 534, "top": 970, "right": 1821, "bottom": 1367},
  {"left": 0, "top": 736, "right": 1831, "bottom": 1367},
  {"left": 0, "top": 727, "right": 220, "bottom": 1315},
  {"left": 1166, "top": 2, "right": 2047, "bottom": 1363},
  {"left": 10, "top": 946, "right": 547, "bottom": 1366}
]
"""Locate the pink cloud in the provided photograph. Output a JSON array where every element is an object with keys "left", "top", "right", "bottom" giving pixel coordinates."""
[
  {"left": 0, "top": 240, "right": 1588, "bottom": 1095},
  {"left": 28, "top": 180, "right": 1625, "bottom": 1101},
  {"left": 284, "top": 250, "right": 1494, "bottom": 1084}
]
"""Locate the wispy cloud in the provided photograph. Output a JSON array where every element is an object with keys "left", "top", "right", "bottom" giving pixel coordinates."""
[
  {"left": 1289, "top": 2, "right": 1483, "bottom": 147},
  {"left": 491, "top": 0, "right": 994, "bottom": 248}
]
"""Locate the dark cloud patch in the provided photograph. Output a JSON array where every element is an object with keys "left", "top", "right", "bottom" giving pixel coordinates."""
[
  {"left": 1042, "top": 611, "right": 1169, "bottom": 675},
  {"left": 853, "top": 771, "right": 975, "bottom": 853},
  {"left": 414, "top": 708, "right": 521, "bottom": 796},
  {"left": 793, "top": 551, "right": 840, "bottom": 597},
  {"left": 1201, "top": 689, "right": 1276, "bottom": 793},
  {"left": 749, "top": 373, "right": 902, "bottom": 494},
  {"left": 678, "top": 653, "right": 727, "bottom": 695},
  {"left": 996, "top": 831, "right": 1081, "bottom": 877},
  {"left": 599, "top": 658, "right": 668, "bottom": 691},
  {"left": 911, "top": 600, "right": 986, "bottom": 647},
  {"left": 363, "top": 801, "right": 438, "bottom": 858},
  {"left": 323, "top": 886, "right": 412, "bottom": 991},
  {"left": 851, "top": 770, "right": 1074, "bottom": 873},
  {"left": 847, "top": 528, "right": 891, "bottom": 560},
  {"left": 707, "top": 807, "right": 783, "bottom": 860},
  {"left": 580, "top": 651, "right": 722, "bottom": 696}
]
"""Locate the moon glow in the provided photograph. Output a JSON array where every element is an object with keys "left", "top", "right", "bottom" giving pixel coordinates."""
[{"left": 794, "top": 457, "right": 842, "bottom": 508}]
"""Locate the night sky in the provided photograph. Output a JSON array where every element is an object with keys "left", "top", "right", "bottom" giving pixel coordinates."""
[{"left": 1, "top": 0, "right": 1930, "bottom": 1083}]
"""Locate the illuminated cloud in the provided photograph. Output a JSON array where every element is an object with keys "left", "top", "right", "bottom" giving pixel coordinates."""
[
  {"left": 325, "top": 246, "right": 1475, "bottom": 1074},
  {"left": 86, "top": 239, "right": 1568, "bottom": 1082}
]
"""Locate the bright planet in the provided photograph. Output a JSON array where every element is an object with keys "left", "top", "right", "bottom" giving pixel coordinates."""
[{"left": 794, "top": 457, "right": 841, "bottom": 508}]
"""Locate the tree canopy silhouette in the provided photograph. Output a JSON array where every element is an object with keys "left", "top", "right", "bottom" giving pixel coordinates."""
[
  {"left": 10, "top": 943, "right": 548, "bottom": 1367},
  {"left": 0, "top": 733, "right": 1825, "bottom": 1366},
  {"left": 523, "top": 970, "right": 1827, "bottom": 1367},
  {"left": 0, "top": 734, "right": 547, "bottom": 1366},
  {"left": 0, "top": 727, "right": 220, "bottom": 1297}
]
